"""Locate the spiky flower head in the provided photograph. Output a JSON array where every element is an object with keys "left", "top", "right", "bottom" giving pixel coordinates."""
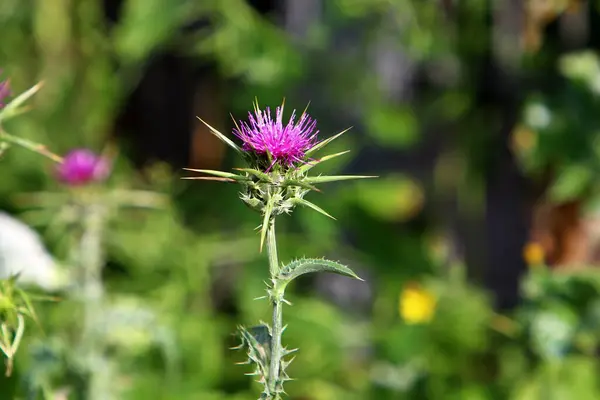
[
  {"left": 233, "top": 101, "right": 318, "bottom": 168},
  {"left": 56, "top": 149, "right": 110, "bottom": 186},
  {"left": 185, "top": 99, "right": 375, "bottom": 250}
]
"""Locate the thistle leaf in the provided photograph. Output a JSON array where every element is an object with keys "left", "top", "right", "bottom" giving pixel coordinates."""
[
  {"left": 292, "top": 198, "right": 335, "bottom": 219},
  {"left": 14, "top": 288, "right": 41, "bottom": 327},
  {"left": 278, "top": 258, "right": 363, "bottom": 283},
  {"left": 246, "top": 324, "right": 272, "bottom": 350},
  {"left": 234, "top": 168, "right": 273, "bottom": 182},
  {"left": 281, "top": 347, "right": 298, "bottom": 357},
  {"left": 196, "top": 117, "right": 244, "bottom": 156},
  {"left": 281, "top": 356, "right": 296, "bottom": 372},
  {"left": 305, "top": 127, "right": 352, "bottom": 157},
  {"left": 181, "top": 177, "right": 236, "bottom": 182},
  {"left": 298, "top": 150, "right": 351, "bottom": 173},
  {"left": 281, "top": 179, "right": 320, "bottom": 192},
  {"left": 237, "top": 324, "right": 271, "bottom": 396},
  {"left": 304, "top": 175, "right": 377, "bottom": 184},
  {"left": 299, "top": 100, "right": 310, "bottom": 121},
  {"left": 0, "top": 82, "right": 43, "bottom": 123},
  {"left": 182, "top": 168, "right": 248, "bottom": 181}
]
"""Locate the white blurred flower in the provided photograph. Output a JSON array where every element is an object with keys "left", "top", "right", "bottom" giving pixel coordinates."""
[{"left": 0, "top": 212, "right": 66, "bottom": 291}]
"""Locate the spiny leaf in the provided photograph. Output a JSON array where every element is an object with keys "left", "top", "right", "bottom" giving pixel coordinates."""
[
  {"left": 281, "top": 179, "right": 320, "bottom": 192},
  {"left": 278, "top": 258, "right": 363, "bottom": 283},
  {"left": 234, "top": 168, "right": 273, "bottom": 182},
  {"left": 230, "top": 112, "right": 242, "bottom": 135},
  {"left": 305, "top": 127, "right": 352, "bottom": 157},
  {"left": 239, "top": 326, "right": 269, "bottom": 364},
  {"left": 281, "top": 347, "right": 298, "bottom": 357},
  {"left": 237, "top": 325, "right": 271, "bottom": 394},
  {"left": 280, "top": 97, "right": 287, "bottom": 116},
  {"left": 252, "top": 97, "right": 261, "bottom": 115},
  {"left": 196, "top": 117, "right": 244, "bottom": 156},
  {"left": 182, "top": 168, "right": 248, "bottom": 181},
  {"left": 231, "top": 343, "right": 245, "bottom": 351},
  {"left": 304, "top": 175, "right": 378, "bottom": 184},
  {"left": 298, "top": 150, "right": 351, "bottom": 173},
  {"left": 281, "top": 356, "right": 296, "bottom": 371},
  {"left": 292, "top": 198, "right": 335, "bottom": 220},
  {"left": 14, "top": 289, "right": 40, "bottom": 328},
  {"left": 181, "top": 176, "right": 236, "bottom": 182},
  {"left": 244, "top": 370, "right": 260, "bottom": 376},
  {"left": 247, "top": 324, "right": 272, "bottom": 348},
  {"left": 15, "top": 293, "right": 59, "bottom": 303},
  {"left": 298, "top": 100, "right": 311, "bottom": 122},
  {"left": 0, "top": 82, "right": 43, "bottom": 123}
]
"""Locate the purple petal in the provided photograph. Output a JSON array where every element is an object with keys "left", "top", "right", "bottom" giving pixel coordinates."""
[{"left": 233, "top": 102, "right": 318, "bottom": 167}]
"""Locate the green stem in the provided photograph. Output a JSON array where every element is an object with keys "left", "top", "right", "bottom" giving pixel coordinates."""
[
  {"left": 77, "top": 203, "right": 106, "bottom": 400},
  {"left": 266, "top": 218, "right": 283, "bottom": 398},
  {"left": 267, "top": 218, "right": 279, "bottom": 277},
  {"left": 269, "top": 299, "right": 283, "bottom": 399},
  {"left": 0, "top": 130, "right": 63, "bottom": 163}
]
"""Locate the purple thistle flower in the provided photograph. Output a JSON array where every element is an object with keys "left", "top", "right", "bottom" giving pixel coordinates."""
[
  {"left": 233, "top": 103, "right": 318, "bottom": 167},
  {"left": 0, "top": 75, "right": 10, "bottom": 108},
  {"left": 56, "top": 149, "right": 110, "bottom": 186}
]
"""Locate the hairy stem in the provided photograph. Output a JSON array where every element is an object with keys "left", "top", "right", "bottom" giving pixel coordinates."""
[
  {"left": 77, "top": 202, "right": 106, "bottom": 400},
  {"left": 267, "top": 218, "right": 279, "bottom": 277},
  {"left": 266, "top": 218, "right": 283, "bottom": 398}
]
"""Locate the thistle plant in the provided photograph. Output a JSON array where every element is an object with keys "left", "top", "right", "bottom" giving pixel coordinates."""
[
  {"left": 15, "top": 145, "right": 170, "bottom": 398},
  {"left": 185, "top": 100, "right": 375, "bottom": 399},
  {"left": 51, "top": 149, "right": 112, "bottom": 399},
  {"left": 0, "top": 73, "right": 62, "bottom": 376}
]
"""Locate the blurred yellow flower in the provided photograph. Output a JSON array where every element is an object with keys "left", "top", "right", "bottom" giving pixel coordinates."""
[
  {"left": 511, "top": 125, "right": 538, "bottom": 153},
  {"left": 399, "top": 284, "right": 437, "bottom": 324},
  {"left": 523, "top": 241, "right": 545, "bottom": 266}
]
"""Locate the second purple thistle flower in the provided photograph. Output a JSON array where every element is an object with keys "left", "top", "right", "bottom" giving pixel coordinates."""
[
  {"left": 56, "top": 149, "right": 110, "bottom": 186},
  {"left": 233, "top": 103, "right": 318, "bottom": 167}
]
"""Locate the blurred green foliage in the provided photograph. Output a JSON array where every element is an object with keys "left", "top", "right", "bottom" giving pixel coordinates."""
[{"left": 0, "top": 0, "right": 599, "bottom": 399}]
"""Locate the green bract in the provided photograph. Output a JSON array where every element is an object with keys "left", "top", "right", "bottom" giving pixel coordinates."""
[{"left": 0, "top": 274, "right": 54, "bottom": 376}]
